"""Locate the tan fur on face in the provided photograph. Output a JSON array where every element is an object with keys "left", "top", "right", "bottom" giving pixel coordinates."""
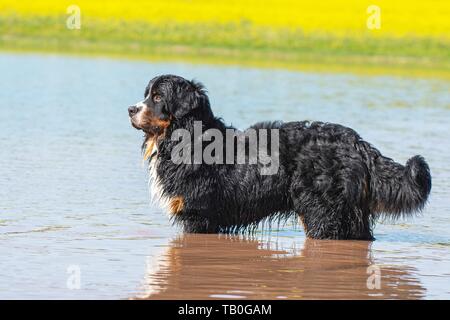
[
  {"left": 143, "top": 137, "right": 156, "bottom": 161},
  {"left": 142, "top": 117, "right": 171, "bottom": 162},
  {"left": 138, "top": 106, "right": 171, "bottom": 135},
  {"left": 168, "top": 196, "right": 184, "bottom": 215}
]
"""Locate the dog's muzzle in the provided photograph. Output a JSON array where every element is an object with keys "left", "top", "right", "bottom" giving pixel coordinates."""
[
  {"left": 128, "top": 105, "right": 141, "bottom": 117},
  {"left": 128, "top": 105, "right": 143, "bottom": 130}
]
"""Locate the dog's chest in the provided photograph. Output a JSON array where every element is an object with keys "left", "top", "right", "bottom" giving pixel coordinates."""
[{"left": 147, "top": 145, "right": 171, "bottom": 212}]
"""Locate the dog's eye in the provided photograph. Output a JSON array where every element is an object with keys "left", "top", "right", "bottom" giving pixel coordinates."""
[{"left": 153, "top": 95, "right": 161, "bottom": 103}]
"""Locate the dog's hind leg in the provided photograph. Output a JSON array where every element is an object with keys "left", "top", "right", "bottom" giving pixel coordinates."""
[{"left": 294, "top": 194, "right": 373, "bottom": 240}]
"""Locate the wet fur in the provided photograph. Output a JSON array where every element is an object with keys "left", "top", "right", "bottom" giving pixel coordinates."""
[{"left": 133, "top": 75, "right": 432, "bottom": 240}]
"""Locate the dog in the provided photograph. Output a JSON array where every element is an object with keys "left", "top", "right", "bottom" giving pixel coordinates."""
[{"left": 128, "top": 74, "right": 431, "bottom": 240}]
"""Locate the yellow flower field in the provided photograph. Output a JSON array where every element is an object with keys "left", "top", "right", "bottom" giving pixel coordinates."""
[
  {"left": 0, "top": 0, "right": 449, "bottom": 77},
  {"left": 1, "top": 0, "right": 449, "bottom": 37}
]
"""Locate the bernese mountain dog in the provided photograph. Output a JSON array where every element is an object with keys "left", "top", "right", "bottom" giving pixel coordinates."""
[{"left": 128, "top": 74, "right": 431, "bottom": 240}]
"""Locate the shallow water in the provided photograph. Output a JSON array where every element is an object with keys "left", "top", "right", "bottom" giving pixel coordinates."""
[{"left": 0, "top": 53, "right": 449, "bottom": 299}]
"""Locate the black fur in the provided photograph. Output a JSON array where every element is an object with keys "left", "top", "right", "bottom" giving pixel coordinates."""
[{"left": 129, "top": 75, "right": 432, "bottom": 240}]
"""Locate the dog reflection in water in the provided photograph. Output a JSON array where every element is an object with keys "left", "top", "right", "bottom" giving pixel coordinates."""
[{"left": 136, "top": 234, "right": 424, "bottom": 299}]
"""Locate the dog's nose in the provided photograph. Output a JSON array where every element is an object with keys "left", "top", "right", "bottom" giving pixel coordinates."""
[{"left": 128, "top": 106, "right": 139, "bottom": 117}]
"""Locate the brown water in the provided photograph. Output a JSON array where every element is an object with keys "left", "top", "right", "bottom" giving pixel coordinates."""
[
  {"left": 137, "top": 234, "right": 427, "bottom": 300},
  {"left": 0, "top": 53, "right": 449, "bottom": 299}
]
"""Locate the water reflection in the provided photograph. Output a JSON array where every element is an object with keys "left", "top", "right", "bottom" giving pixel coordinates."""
[{"left": 138, "top": 234, "right": 425, "bottom": 299}]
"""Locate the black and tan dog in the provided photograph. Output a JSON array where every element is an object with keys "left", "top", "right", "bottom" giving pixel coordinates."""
[{"left": 128, "top": 74, "right": 431, "bottom": 240}]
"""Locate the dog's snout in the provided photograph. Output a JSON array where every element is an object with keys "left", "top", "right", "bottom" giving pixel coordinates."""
[{"left": 128, "top": 105, "right": 140, "bottom": 117}]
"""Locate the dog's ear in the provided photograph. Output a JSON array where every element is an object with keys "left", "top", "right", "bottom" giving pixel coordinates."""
[{"left": 167, "top": 79, "right": 212, "bottom": 119}]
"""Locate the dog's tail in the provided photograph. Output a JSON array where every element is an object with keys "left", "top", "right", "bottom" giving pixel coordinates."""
[{"left": 371, "top": 155, "right": 431, "bottom": 218}]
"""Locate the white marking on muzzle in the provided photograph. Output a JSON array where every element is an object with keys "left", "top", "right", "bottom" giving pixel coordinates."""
[{"left": 134, "top": 100, "right": 148, "bottom": 125}]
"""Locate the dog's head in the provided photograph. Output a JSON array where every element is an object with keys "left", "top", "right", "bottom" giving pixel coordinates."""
[{"left": 128, "top": 74, "right": 212, "bottom": 137}]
